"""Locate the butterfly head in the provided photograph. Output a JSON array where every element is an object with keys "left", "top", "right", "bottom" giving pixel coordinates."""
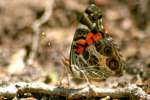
[{"left": 85, "top": 4, "right": 102, "bottom": 22}]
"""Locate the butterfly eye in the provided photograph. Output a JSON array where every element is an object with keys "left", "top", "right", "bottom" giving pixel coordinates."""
[
  {"left": 104, "top": 46, "right": 112, "bottom": 56},
  {"left": 107, "top": 58, "right": 119, "bottom": 70},
  {"left": 85, "top": 8, "right": 92, "bottom": 15}
]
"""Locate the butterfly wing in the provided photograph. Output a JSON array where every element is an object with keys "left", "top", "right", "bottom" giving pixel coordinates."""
[
  {"left": 69, "top": 25, "right": 90, "bottom": 77},
  {"left": 69, "top": 4, "right": 125, "bottom": 81}
]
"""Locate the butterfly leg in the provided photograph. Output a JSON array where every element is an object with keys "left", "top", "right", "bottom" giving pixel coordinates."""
[{"left": 60, "top": 57, "right": 72, "bottom": 88}]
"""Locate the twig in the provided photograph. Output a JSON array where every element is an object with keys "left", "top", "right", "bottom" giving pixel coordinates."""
[
  {"left": 0, "top": 82, "right": 150, "bottom": 99},
  {"left": 27, "top": 0, "right": 54, "bottom": 65}
]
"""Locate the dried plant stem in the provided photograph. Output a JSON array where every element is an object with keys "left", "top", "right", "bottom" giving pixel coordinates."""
[
  {"left": 0, "top": 82, "right": 149, "bottom": 99},
  {"left": 27, "top": 0, "right": 54, "bottom": 65}
]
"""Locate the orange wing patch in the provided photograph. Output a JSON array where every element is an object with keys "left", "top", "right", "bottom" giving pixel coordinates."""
[
  {"left": 75, "top": 45, "right": 85, "bottom": 55},
  {"left": 86, "top": 32, "right": 94, "bottom": 45},
  {"left": 86, "top": 32, "right": 103, "bottom": 45},
  {"left": 74, "top": 32, "right": 103, "bottom": 55},
  {"left": 93, "top": 32, "right": 102, "bottom": 41},
  {"left": 76, "top": 39, "right": 86, "bottom": 46}
]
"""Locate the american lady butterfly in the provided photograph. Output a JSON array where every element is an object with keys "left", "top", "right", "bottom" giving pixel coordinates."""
[{"left": 68, "top": 4, "right": 125, "bottom": 81}]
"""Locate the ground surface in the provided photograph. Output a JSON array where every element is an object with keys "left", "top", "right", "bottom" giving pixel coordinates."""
[{"left": 0, "top": 0, "right": 149, "bottom": 97}]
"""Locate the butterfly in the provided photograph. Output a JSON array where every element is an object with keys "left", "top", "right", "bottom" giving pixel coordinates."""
[{"left": 68, "top": 4, "right": 125, "bottom": 81}]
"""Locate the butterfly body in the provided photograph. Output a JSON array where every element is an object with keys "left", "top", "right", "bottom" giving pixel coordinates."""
[{"left": 69, "top": 4, "right": 125, "bottom": 81}]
